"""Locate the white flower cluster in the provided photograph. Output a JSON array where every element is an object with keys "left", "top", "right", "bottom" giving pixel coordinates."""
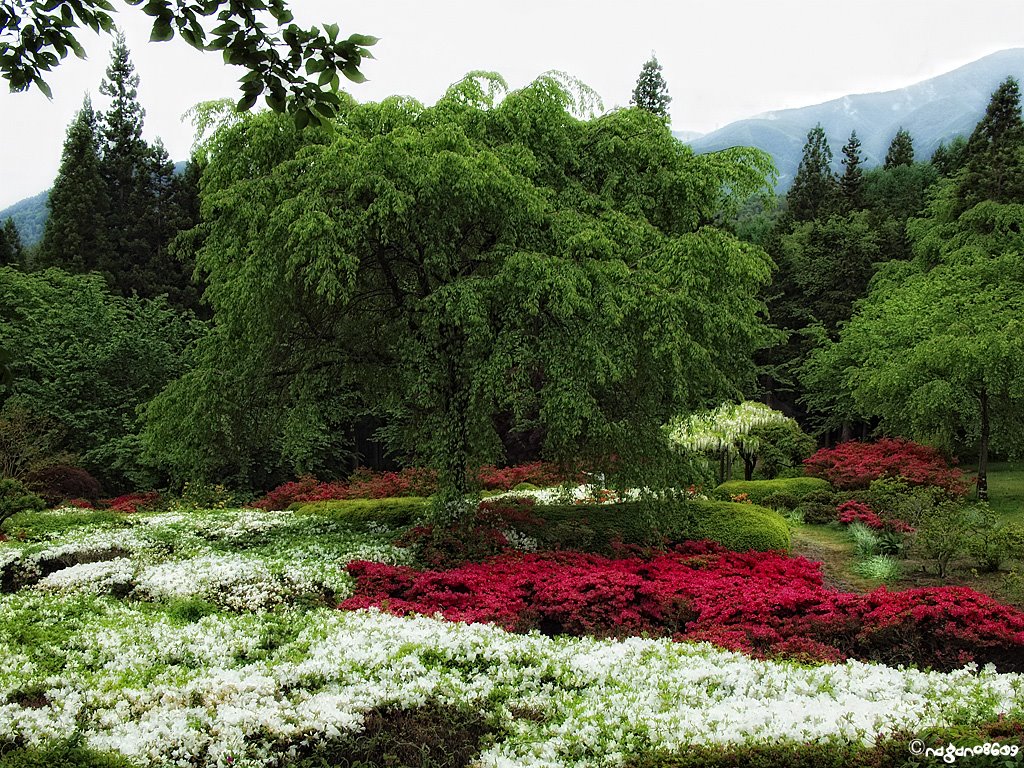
[
  {"left": 35, "top": 558, "right": 135, "bottom": 595},
  {"left": 0, "top": 598, "right": 1021, "bottom": 768},
  {"left": 136, "top": 553, "right": 289, "bottom": 611}
]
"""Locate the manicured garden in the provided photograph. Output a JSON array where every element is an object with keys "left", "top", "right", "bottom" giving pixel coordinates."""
[{"left": 2, "top": 443, "right": 1024, "bottom": 767}]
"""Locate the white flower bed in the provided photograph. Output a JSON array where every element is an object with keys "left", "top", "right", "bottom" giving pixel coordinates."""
[{"left": 35, "top": 558, "right": 135, "bottom": 595}]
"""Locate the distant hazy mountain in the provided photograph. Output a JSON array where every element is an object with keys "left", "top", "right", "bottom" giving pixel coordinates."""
[
  {"left": 0, "top": 189, "right": 48, "bottom": 247},
  {"left": 683, "top": 48, "right": 1024, "bottom": 190}
]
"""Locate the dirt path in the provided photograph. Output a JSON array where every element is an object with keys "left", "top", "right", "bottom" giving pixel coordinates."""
[{"left": 790, "top": 527, "right": 877, "bottom": 593}]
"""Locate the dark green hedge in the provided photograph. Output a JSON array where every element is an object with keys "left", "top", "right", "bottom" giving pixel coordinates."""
[
  {"left": 713, "top": 477, "right": 832, "bottom": 505},
  {"left": 290, "top": 497, "right": 429, "bottom": 526}
]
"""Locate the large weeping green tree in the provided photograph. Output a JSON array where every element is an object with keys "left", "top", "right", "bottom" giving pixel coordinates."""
[{"left": 143, "top": 73, "right": 776, "bottom": 510}]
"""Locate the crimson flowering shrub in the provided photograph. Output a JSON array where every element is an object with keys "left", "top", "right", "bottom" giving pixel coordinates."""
[
  {"left": 256, "top": 462, "right": 577, "bottom": 509},
  {"left": 804, "top": 439, "right": 968, "bottom": 495},
  {"left": 836, "top": 500, "right": 914, "bottom": 533},
  {"left": 341, "top": 545, "right": 1024, "bottom": 671},
  {"left": 102, "top": 491, "right": 160, "bottom": 514}
]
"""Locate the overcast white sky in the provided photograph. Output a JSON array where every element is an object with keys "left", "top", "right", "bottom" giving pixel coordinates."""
[{"left": 3, "top": 0, "right": 1024, "bottom": 208}]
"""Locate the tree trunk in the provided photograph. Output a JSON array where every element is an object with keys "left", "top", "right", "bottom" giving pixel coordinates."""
[
  {"left": 841, "top": 420, "right": 853, "bottom": 443},
  {"left": 977, "top": 388, "right": 990, "bottom": 502},
  {"left": 743, "top": 453, "right": 756, "bottom": 481}
]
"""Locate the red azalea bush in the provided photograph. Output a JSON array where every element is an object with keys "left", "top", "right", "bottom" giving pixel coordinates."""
[
  {"left": 837, "top": 500, "right": 915, "bottom": 533},
  {"left": 102, "top": 491, "right": 160, "bottom": 514},
  {"left": 341, "top": 544, "right": 1024, "bottom": 672},
  {"left": 256, "top": 462, "right": 576, "bottom": 509},
  {"left": 804, "top": 439, "right": 968, "bottom": 495}
]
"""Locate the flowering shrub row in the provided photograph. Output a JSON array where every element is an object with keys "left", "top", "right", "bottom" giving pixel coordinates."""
[
  {"left": 102, "top": 492, "right": 161, "bottom": 514},
  {"left": 256, "top": 462, "right": 577, "bottom": 509},
  {"left": 341, "top": 544, "right": 1024, "bottom": 671},
  {"left": 803, "top": 439, "right": 967, "bottom": 495},
  {"left": 836, "top": 500, "right": 914, "bottom": 533}
]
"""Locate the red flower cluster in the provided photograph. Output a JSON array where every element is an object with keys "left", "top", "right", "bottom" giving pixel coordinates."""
[
  {"left": 341, "top": 545, "right": 1024, "bottom": 671},
  {"left": 256, "top": 462, "right": 576, "bottom": 509},
  {"left": 804, "top": 439, "right": 968, "bottom": 495},
  {"left": 102, "top": 491, "right": 160, "bottom": 514},
  {"left": 837, "top": 500, "right": 914, "bottom": 533}
]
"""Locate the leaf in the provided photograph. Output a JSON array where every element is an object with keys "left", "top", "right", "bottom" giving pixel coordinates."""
[
  {"left": 341, "top": 63, "right": 366, "bottom": 84},
  {"left": 324, "top": 22, "right": 340, "bottom": 42},
  {"left": 293, "top": 108, "right": 310, "bottom": 130},
  {"left": 348, "top": 34, "right": 380, "bottom": 47},
  {"left": 236, "top": 93, "right": 258, "bottom": 112},
  {"left": 150, "top": 19, "right": 175, "bottom": 43}
]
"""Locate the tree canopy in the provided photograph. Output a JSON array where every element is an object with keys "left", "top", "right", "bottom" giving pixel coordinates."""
[
  {"left": 0, "top": 1, "right": 376, "bottom": 126},
  {"left": 143, "top": 72, "right": 776, "bottom": 508}
]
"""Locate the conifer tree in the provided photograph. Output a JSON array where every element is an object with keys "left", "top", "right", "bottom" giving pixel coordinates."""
[
  {"left": 630, "top": 53, "right": 672, "bottom": 120},
  {"left": 958, "top": 77, "right": 1024, "bottom": 210},
  {"left": 0, "top": 218, "right": 24, "bottom": 268},
  {"left": 38, "top": 94, "right": 109, "bottom": 272},
  {"left": 839, "top": 130, "right": 864, "bottom": 210},
  {"left": 786, "top": 124, "right": 837, "bottom": 222},
  {"left": 884, "top": 128, "right": 914, "bottom": 169}
]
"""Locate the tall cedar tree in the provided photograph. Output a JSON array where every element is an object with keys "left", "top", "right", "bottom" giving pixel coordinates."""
[
  {"left": 630, "top": 53, "right": 672, "bottom": 120},
  {"left": 931, "top": 136, "right": 968, "bottom": 177},
  {"left": 839, "top": 130, "right": 864, "bottom": 210},
  {"left": 958, "top": 77, "right": 1024, "bottom": 212},
  {"left": 786, "top": 124, "right": 837, "bottom": 223},
  {"left": 0, "top": 219, "right": 25, "bottom": 268},
  {"left": 38, "top": 94, "right": 110, "bottom": 272},
  {"left": 884, "top": 128, "right": 914, "bottom": 169}
]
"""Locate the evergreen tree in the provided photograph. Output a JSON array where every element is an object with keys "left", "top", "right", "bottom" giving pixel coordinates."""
[
  {"left": 98, "top": 30, "right": 149, "bottom": 285},
  {"left": 786, "top": 124, "right": 837, "bottom": 223},
  {"left": 630, "top": 53, "right": 672, "bottom": 120},
  {"left": 958, "top": 77, "right": 1024, "bottom": 211},
  {"left": 884, "top": 128, "right": 914, "bottom": 169},
  {"left": 38, "top": 95, "right": 110, "bottom": 272},
  {"left": 839, "top": 130, "right": 864, "bottom": 210},
  {"left": 931, "top": 136, "right": 968, "bottom": 177},
  {"left": 0, "top": 218, "right": 24, "bottom": 268}
]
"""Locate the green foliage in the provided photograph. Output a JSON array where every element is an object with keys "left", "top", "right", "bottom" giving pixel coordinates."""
[
  {"left": 931, "top": 135, "right": 968, "bottom": 177},
  {"left": 883, "top": 127, "right": 914, "bottom": 169},
  {"left": 758, "top": 491, "right": 800, "bottom": 511},
  {"left": 964, "top": 507, "right": 1024, "bottom": 572},
  {"left": 786, "top": 124, "right": 837, "bottom": 223},
  {"left": 684, "top": 500, "right": 791, "bottom": 552},
  {"left": 0, "top": 1, "right": 375, "bottom": 125},
  {"left": 853, "top": 555, "right": 902, "bottom": 582},
  {"left": 0, "top": 740, "right": 140, "bottom": 768},
  {"left": 0, "top": 217, "right": 24, "bottom": 268},
  {"left": 747, "top": 421, "right": 815, "bottom": 479},
  {"left": 38, "top": 95, "right": 108, "bottom": 273},
  {"left": 291, "top": 497, "right": 430, "bottom": 527},
  {"left": 914, "top": 499, "right": 977, "bottom": 577},
  {"left": 848, "top": 521, "right": 880, "bottom": 557},
  {"left": 630, "top": 53, "right": 672, "bottom": 120},
  {"left": 0, "top": 268, "right": 205, "bottom": 491},
  {"left": 958, "top": 77, "right": 1024, "bottom": 212},
  {"left": 144, "top": 74, "right": 775, "bottom": 503},
  {"left": 839, "top": 130, "right": 863, "bottom": 210},
  {"left": 712, "top": 478, "right": 832, "bottom": 505},
  {"left": 2, "top": 508, "right": 126, "bottom": 541},
  {"left": 0, "top": 477, "right": 44, "bottom": 531},
  {"left": 795, "top": 488, "right": 840, "bottom": 524}
]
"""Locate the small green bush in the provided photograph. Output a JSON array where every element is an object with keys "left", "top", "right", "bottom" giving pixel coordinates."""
[
  {"left": 291, "top": 497, "right": 429, "bottom": 527},
  {"left": 684, "top": 500, "right": 791, "bottom": 552},
  {"left": 0, "top": 477, "right": 45, "bottom": 532},
  {"left": 513, "top": 482, "right": 540, "bottom": 491},
  {"left": 0, "top": 741, "right": 139, "bottom": 768},
  {"left": 759, "top": 491, "right": 801, "bottom": 511},
  {"left": 713, "top": 478, "right": 832, "bottom": 505},
  {"left": 796, "top": 488, "right": 839, "bottom": 524}
]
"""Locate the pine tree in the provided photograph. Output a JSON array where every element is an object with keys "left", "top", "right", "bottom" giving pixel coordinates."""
[
  {"left": 98, "top": 30, "right": 149, "bottom": 285},
  {"left": 931, "top": 136, "right": 968, "bottom": 177},
  {"left": 884, "top": 128, "right": 914, "bottom": 169},
  {"left": 38, "top": 94, "right": 110, "bottom": 272},
  {"left": 958, "top": 77, "right": 1024, "bottom": 210},
  {"left": 630, "top": 53, "right": 672, "bottom": 120},
  {"left": 786, "top": 124, "right": 837, "bottom": 223},
  {"left": 839, "top": 130, "right": 864, "bottom": 210},
  {"left": 0, "top": 218, "right": 24, "bottom": 268}
]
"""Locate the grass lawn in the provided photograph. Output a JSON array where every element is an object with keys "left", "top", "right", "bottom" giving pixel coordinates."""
[{"left": 975, "top": 461, "right": 1024, "bottom": 522}]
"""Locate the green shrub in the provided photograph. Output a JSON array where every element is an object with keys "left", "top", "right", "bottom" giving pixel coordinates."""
[
  {"left": 291, "top": 497, "right": 429, "bottom": 527},
  {"left": 713, "top": 478, "right": 832, "bottom": 505},
  {"left": 1, "top": 508, "right": 125, "bottom": 541},
  {"left": 513, "top": 482, "right": 539, "bottom": 491},
  {"left": 684, "top": 500, "right": 791, "bottom": 552},
  {"left": 849, "top": 522, "right": 880, "bottom": 557},
  {"left": 854, "top": 555, "right": 902, "bottom": 583},
  {"left": 520, "top": 499, "right": 789, "bottom": 553},
  {"left": 0, "top": 741, "right": 139, "bottom": 768},
  {"left": 759, "top": 491, "right": 800, "bottom": 511},
  {"left": 864, "top": 477, "right": 950, "bottom": 525},
  {"left": 0, "top": 477, "right": 44, "bottom": 533},
  {"left": 796, "top": 488, "right": 839, "bottom": 524}
]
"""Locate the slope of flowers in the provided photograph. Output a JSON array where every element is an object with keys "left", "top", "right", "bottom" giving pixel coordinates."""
[
  {"left": 256, "top": 462, "right": 577, "bottom": 509},
  {"left": 342, "top": 544, "right": 1024, "bottom": 672},
  {"left": 803, "top": 438, "right": 968, "bottom": 494},
  {"left": 0, "top": 598, "right": 1022, "bottom": 768}
]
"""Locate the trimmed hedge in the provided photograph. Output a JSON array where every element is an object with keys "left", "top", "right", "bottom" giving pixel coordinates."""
[
  {"left": 713, "top": 478, "right": 832, "bottom": 505},
  {"left": 519, "top": 500, "right": 790, "bottom": 553},
  {"left": 0, "top": 742, "right": 139, "bottom": 768},
  {"left": 290, "top": 497, "right": 429, "bottom": 527}
]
